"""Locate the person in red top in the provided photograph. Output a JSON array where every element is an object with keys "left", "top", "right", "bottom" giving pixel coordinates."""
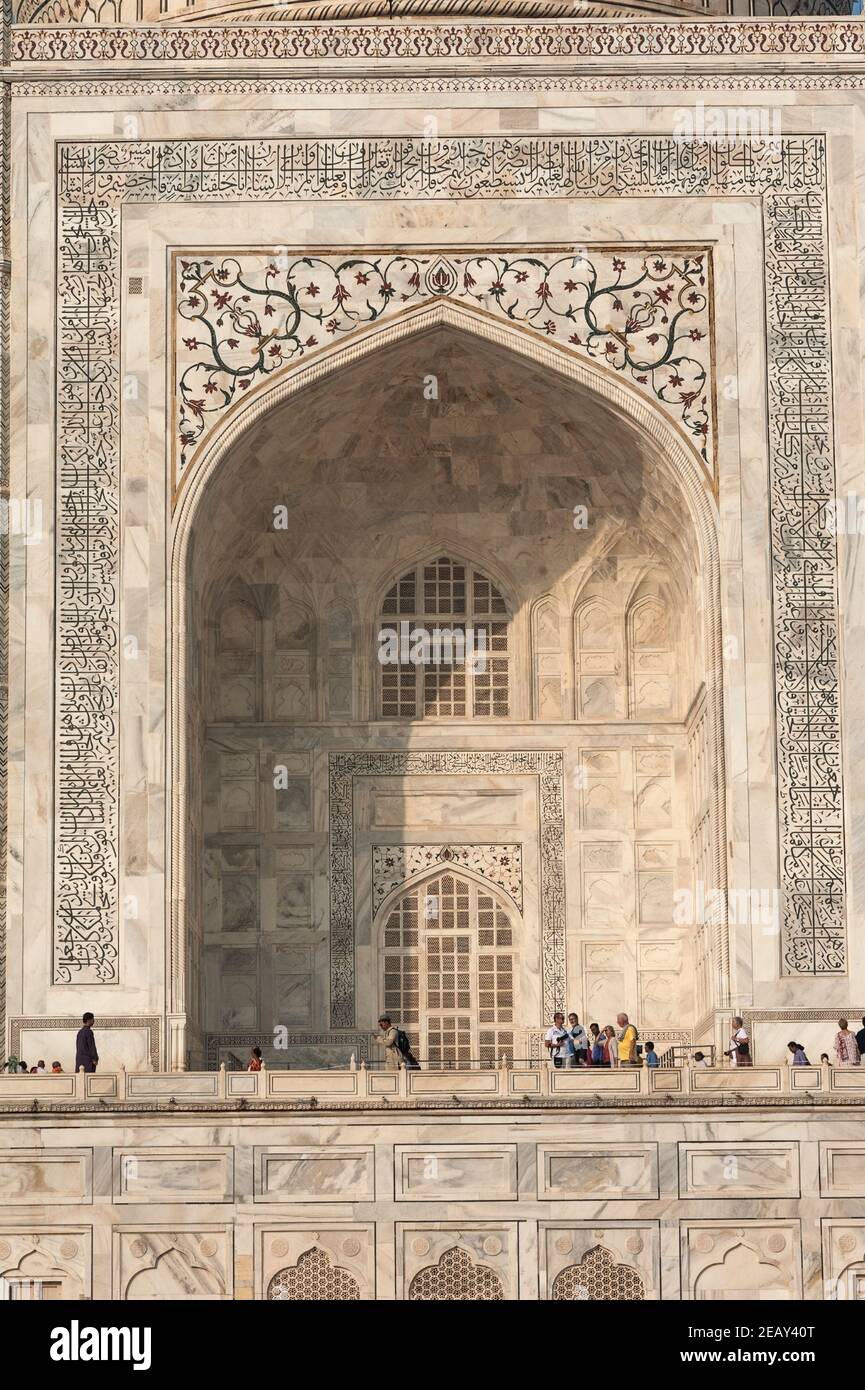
[{"left": 247, "top": 1046, "right": 263, "bottom": 1072}]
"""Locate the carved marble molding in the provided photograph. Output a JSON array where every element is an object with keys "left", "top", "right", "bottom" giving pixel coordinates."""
[
  {"left": 12, "top": 20, "right": 865, "bottom": 62},
  {"left": 372, "top": 844, "right": 524, "bottom": 915},
  {"left": 174, "top": 247, "right": 713, "bottom": 500},
  {"left": 330, "top": 751, "right": 565, "bottom": 1027},
  {"left": 14, "top": 74, "right": 865, "bottom": 97},
  {"left": 50, "top": 133, "right": 842, "bottom": 1000}
]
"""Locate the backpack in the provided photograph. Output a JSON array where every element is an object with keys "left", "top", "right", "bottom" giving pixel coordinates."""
[{"left": 395, "top": 1029, "right": 421, "bottom": 1070}]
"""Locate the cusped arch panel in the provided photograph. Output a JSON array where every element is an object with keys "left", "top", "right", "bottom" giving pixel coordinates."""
[
  {"left": 266, "top": 1247, "right": 361, "bottom": 1301},
  {"left": 408, "top": 1246, "right": 504, "bottom": 1302}
]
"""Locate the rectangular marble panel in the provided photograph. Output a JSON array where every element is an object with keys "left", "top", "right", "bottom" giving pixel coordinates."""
[
  {"left": 114, "top": 1148, "right": 234, "bottom": 1203},
  {"left": 267, "top": 1072, "right": 360, "bottom": 1097},
  {"left": 820, "top": 1144, "right": 865, "bottom": 1197},
  {"left": 407, "top": 1072, "right": 499, "bottom": 1096},
  {"left": 829, "top": 1069, "right": 865, "bottom": 1091},
  {"left": 790, "top": 1067, "right": 822, "bottom": 1091},
  {"left": 649, "top": 1069, "right": 682, "bottom": 1093},
  {"left": 509, "top": 1071, "right": 541, "bottom": 1094},
  {"left": 256, "top": 1148, "right": 375, "bottom": 1203},
  {"left": 690, "top": 1067, "right": 783, "bottom": 1092},
  {"left": 368, "top": 1073, "right": 399, "bottom": 1095},
  {"left": 679, "top": 1143, "right": 799, "bottom": 1198},
  {"left": 372, "top": 791, "right": 520, "bottom": 828},
  {"left": 395, "top": 1145, "right": 518, "bottom": 1201},
  {"left": 538, "top": 1144, "right": 658, "bottom": 1199},
  {"left": 127, "top": 1074, "right": 219, "bottom": 1099},
  {"left": 550, "top": 1069, "right": 640, "bottom": 1094},
  {"left": 0, "top": 1150, "right": 92, "bottom": 1205}
]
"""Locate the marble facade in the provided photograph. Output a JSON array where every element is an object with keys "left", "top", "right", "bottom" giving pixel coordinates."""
[{"left": 2, "top": 0, "right": 865, "bottom": 1299}]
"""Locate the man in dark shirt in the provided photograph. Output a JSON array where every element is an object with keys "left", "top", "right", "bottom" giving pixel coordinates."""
[
  {"left": 857, "top": 1017, "right": 865, "bottom": 1058},
  {"left": 75, "top": 1012, "right": 99, "bottom": 1074}
]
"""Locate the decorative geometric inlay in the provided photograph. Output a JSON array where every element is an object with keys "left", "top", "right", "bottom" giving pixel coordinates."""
[
  {"left": 372, "top": 844, "right": 523, "bottom": 915},
  {"left": 174, "top": 248, "right": 712, "bottom": 491},
  {"left": 330, "top": 751, "right": 564, "bottom": 1028},
  {"left": 552, "top": 1246, "right": 645, "bottom": 1301},
  {"left": 266, "top": 1247, "right": 360, "bottom": 1301},
  {"left": 49, "top": 135, "right": 843, "bottom": 989},
  {"left": 408, "top": 1246, "right": 504, "bottom": 1302}
]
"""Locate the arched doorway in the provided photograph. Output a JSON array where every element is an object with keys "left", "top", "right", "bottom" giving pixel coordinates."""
[{"left": 170, "top": 315, "right": 725, "bottom": 1070}]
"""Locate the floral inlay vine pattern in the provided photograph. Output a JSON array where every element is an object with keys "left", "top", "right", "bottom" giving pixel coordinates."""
[{"left": 175, "top": 249, "right": 712, "bottom": 489}]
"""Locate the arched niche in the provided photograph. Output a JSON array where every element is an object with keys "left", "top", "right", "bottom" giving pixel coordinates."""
[{"left": 169, "top": 307, "right": 725, "bottom": 1070}]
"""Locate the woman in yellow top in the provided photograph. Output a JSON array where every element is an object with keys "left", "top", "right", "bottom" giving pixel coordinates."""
[{"left": 616, "top": 1013, "right": 639, "bottom": 1066}]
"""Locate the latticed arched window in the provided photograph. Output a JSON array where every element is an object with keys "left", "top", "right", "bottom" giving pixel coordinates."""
[
  {"left": 378, "top": 556, "right": 509, "bottom": 718},
  {"left": 551, "top": 1246, "right": 645, "bottom": 1301},
  {"left": 266, "top": 1248, "right": 361, "bottom": 1301},
  {"left": 381, "top": 871, "right": 517, "bottom": 1067},
  {"left": 408, "top": 1246, "right": 504, "bottom": 1301}
]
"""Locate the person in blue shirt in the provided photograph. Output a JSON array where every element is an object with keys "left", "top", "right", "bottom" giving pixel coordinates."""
[{"left": 644, "top": 1040, "right": 659, "bottom": 1068}]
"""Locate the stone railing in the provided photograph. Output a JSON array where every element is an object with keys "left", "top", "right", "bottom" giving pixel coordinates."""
[{"left": 0, "top": 1062, "right": 860, "bottom": 1104}]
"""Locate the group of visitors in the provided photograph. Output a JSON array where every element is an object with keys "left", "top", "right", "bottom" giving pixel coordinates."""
[
  {"left": 544, "top": 1012, "right": 649, "bottom": 1067},
  {"left": 785, "top": 1019, "right": 865, "bottom": 1068},
  {"left": 10, "top": 1060, "right": 63, "bottom": 1074}
]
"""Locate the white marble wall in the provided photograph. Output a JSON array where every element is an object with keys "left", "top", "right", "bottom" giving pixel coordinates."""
[
  {"left": 5, "top": 45, "right": 865, "bottom": 1069},
  {"left": 0, "top": 1103, "right": 862, "bottom": 1299}
]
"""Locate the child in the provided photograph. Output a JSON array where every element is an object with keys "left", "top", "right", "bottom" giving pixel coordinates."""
[
  {"left": 693, "top": 1051, "right": 709, "bottom": 1069},
  {"left": 644, "top": 1040, "right": 659, "bottom": 1068}
]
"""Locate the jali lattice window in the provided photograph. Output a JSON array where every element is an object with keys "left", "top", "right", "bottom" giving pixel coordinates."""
[
  {"left": 379, "top": 556, "right": 509, "bottom": 718},
  {"left": 381, "top": 871, "right": 516, "bottom": 1067},
  {"left": 551, "top": 1246, "right": 645, "bottom": 1301}
]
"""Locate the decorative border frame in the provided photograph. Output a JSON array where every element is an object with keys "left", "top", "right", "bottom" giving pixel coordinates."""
[
  {"left": 9, "top": 1015, "right": 161, "bottom": 1070},
  {"left": 329, "top": 750, "right": 565, "bottom": 1027},
  {"left": 49, "top": 134, "right": 843, "bottom": 1010}
]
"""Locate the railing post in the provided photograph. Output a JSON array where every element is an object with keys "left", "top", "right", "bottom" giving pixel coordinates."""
[
  {"left": 259, "top": 1061, "right": 266, "bottom": 1099},
  {"left": 398, "top": 1062, "right": 409, "bottom": 1098},
  {"left": 781, "top": 1061, "right": 792, "bottom": 1093},
  {"left": 680, "top": 1064, "right": 691, "bottom": 1097},
  {"left": 639, "top": 1062, "right": 650, "bottom": 1095},
  {"left": 822, "top": 1057, "right": 831, "bottom": 1094},
  {"left": 76, "top": 1066, "right": 86, "bottom": 1101},
  {"left": 117, "top": 1064, "right": 127, "bottom": 1102},
  {"left": 218, "top": 1061, "right": 227, "bottom": 1101}
]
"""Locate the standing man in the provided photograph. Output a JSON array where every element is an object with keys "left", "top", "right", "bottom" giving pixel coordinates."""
[
  {"left": 544, "top": 1012, "right": 569, "bottom": 1069},
  {"left": 856, "top": 1017, "right": 865, "bottom": 1058},
  {"left": 374, "top": 1015, "right": 403, "bottom": 1071},
  {"left": 616, "top": 1013, "right": 639, "bottom": 1066},
  {"left": 75, "top": 1013, "right": 99, "bottom": 1074},
  {"left": 565, "top": 1013, "right": 588, "bottom": 1068}
]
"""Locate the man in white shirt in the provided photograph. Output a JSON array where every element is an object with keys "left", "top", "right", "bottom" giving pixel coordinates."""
[{"left": 544, "top": 1012, "right": 569, "bottom": 1069}]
